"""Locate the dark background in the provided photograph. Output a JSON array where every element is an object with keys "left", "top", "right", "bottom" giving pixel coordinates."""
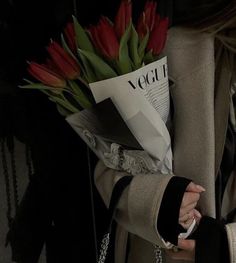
[{"left": 0, "top": 0, "right": 231, "bottom": 262}]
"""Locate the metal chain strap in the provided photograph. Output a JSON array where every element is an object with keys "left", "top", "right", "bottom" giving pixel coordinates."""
[
  {"left": 154, "top": 245, "right": 163, "bottom": 263},
  {"left": 98, "top": 233, "right": 163, "bottom": 263},
  {"left": 97, "top": 235, "right": 163, "bottom": 263},
  {"left": 97, "top": 233, "right": 110, "bottom": 263}
]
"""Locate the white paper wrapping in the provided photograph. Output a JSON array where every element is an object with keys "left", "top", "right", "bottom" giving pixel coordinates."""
[{"left": 89, "top": 57, "right": 172, "bottom": 174}]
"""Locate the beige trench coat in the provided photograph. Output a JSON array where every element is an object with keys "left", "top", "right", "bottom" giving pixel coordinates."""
[{"left": 94, "top": 27, "right": 236, "bottom": 263}]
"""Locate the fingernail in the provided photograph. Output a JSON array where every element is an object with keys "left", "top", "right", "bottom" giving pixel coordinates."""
[{"left": 196, "top": 185, "right": 206, "bottom": 192}]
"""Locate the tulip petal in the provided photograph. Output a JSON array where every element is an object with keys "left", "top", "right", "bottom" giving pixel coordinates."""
[
  {"left": 44, "top": 58, "right": 64, "bottom": 76},
  {"left": 88, "top": 17, "right": 120, "bottom": 60},
  {"left": 28, "top": 62, "right": 66, "bottom": 88},
  {"left": 125, "top": 0, "right": 132, "bottom": 28},
  {"left": 61, "top": 33, "right": 78, "bottom": 61},
  {"left": 115, "top": 1, "right": 126, "bottom": 39},
  {"left": 145, "top": 1, "right": 157, "bottom": 31},
  {"left": 100, "top": 17, "right": 120, "bottom": 59},
  {"left": 88, "top": 25, "right": 111, "bottom": 58},
  {"left": 64, "top": 22, "right": 77, "bottom": 53},
  {"left": 136, "top": 13, "right": 148, "bottom": 40},
  {"left": 114, "top": 0, "right": 132, "bottom": 39},
  {"left": 47, "top": 41, "right": 80, "bottom": 79},
  {"left": 147, "top": 16, "right": 169, "bottom": 56}
]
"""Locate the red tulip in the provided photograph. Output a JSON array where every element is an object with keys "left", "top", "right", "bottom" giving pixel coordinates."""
[
  {"left": 147, "top": 16, "right": 169, "bottom": 56},
  {"left": 136, "top": 13, "right": 148, "bottom": 39},
  {"left": 137, "top": 1, "right": 157, "bottom": 39},
  {"left": 28, "top": 62, "right": 66, "bottom": 88},
  {"left": 143, "top": 1, "right": 157, "bottom": 32},
  {"left": 44, "top": 58, "right": 65, "bottom": 77},
  {"left": 114, "top": 0, "right": 132, "bottom": 39},
  {"left": 47, "top": 41, "right": 80, "bottom": 79},
  {"left": 88, "top": 17, "right": 120, "bottom": 59},
  {"left": 64, "top": 22, "right": 77, "bottom": 54}
]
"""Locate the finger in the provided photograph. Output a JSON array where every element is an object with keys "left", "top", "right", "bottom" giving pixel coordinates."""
[
  {"left": 182, "top": 192, "right": 200, "bottom": 207},
  {"left": 179, "top": 210, "right": 195, "bottom": 223},
  {"left": 179, "top": 217, "right": 195, "bottom": 229},
  {"left": 186, "top": 182, "right": 205, "bottom": 193},
  {"left": 179, "top": 202, "right": 197, "bottom": 217},
  {"left": 166, "top": 240, "right": 196, "bottom": 261},
  {"left": 193, "top": 209, "right": 202, "bottom": 223},
  {"left": 167, "top": 249, "right": 195, "bottom": 261},
  {"left": 179, "top": 209, "right": 201, "bottom": 222},
  {"left": 178, "top": 239, "right": 195, "bottom": 252}
]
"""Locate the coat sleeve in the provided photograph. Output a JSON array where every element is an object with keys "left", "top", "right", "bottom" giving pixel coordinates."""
[
  {"left": 226, "top": 223, "right": 236, "bottom": 263},
  {"left": 94, "top": 160, "right": 174, "bottom": 248}
]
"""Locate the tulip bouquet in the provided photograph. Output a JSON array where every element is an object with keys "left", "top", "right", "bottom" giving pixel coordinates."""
[
  {"left": 21, "top": 0, "right": 168, "bottom": 115},
  {"left": 21, "top": 0, "right": 172, "bottom": 175}
]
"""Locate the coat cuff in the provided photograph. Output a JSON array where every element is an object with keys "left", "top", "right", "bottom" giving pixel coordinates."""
[
  {"left": 157, "top": 176, "right": 191, "bottom": 245},
  {"left": 125, "top": 174, "right": 173, "bottom": 247},
  {"left": 225, "top": 223, "right": 236, "bottom": 263}
]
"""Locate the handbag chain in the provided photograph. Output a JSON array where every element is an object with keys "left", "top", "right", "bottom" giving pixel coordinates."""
[
  {"left": 97, "top": 233, "right": 110, "bottom": 263},
  {"left": 154, "top": 245, "right": 163, "bottom": 263}
]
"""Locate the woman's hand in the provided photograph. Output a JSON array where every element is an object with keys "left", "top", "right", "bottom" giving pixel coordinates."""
[
  {"left": 167, "top": 239, "right": 196, "bottom": 261},
  {"left": 179, "top": 182, "right": 205, "bottom": 229},
  {"left": 167, "top": 182, "right": 205, "bottom": 261}
]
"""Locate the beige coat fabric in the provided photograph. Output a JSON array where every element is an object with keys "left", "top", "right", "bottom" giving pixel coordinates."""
[{"left": 94, "top": 26, "right": 236, "bottom": 263}]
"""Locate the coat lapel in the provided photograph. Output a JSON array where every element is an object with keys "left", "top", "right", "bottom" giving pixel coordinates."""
[{"left": 166, "top": 27, "right": 216, "bottom": 216}]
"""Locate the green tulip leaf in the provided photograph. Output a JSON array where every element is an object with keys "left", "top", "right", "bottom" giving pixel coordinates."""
[
  {"left": 78, "top": 51, "right": 98, "bottom": 82},
  {"left": 138, "top": 31, "right": 150, "bottom": 61},
  {"left": 78, "top": 49, "right": 117, "bottom": 81},
  {"left": 23, "top": 78, "right": 34, "bottom": 84},
  {"left": 68, "top": 80, "right": 93, "bottom": 109},
  {"left": 49, "top": 95, "right": 79, "bottom": 113},
  {"left": 41, "top": 90, "right": 51, "bottom": 96},
  {"left": 73, "top": 16, "right": 94, "bottom": 53},
  {"left": 56, "top": 104, "right": 72, "bottom": 117},
  {"left": 20, "top": 83, "right": 63, "bottom": 93},
  {"left": 118, "top": 22, "right": 132, "bottom": 75},
  {"left": 129, "top": 24, "right": 141, "bottom": 70},
  {"left": 20, "top": 81, "right": 52, "bottom": 96},
  {"left": 143, "top": 50, "right": 155, "bottom": 65},
  {"left": 61, "top": 34, "right": 93, "bottom": 82}
]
